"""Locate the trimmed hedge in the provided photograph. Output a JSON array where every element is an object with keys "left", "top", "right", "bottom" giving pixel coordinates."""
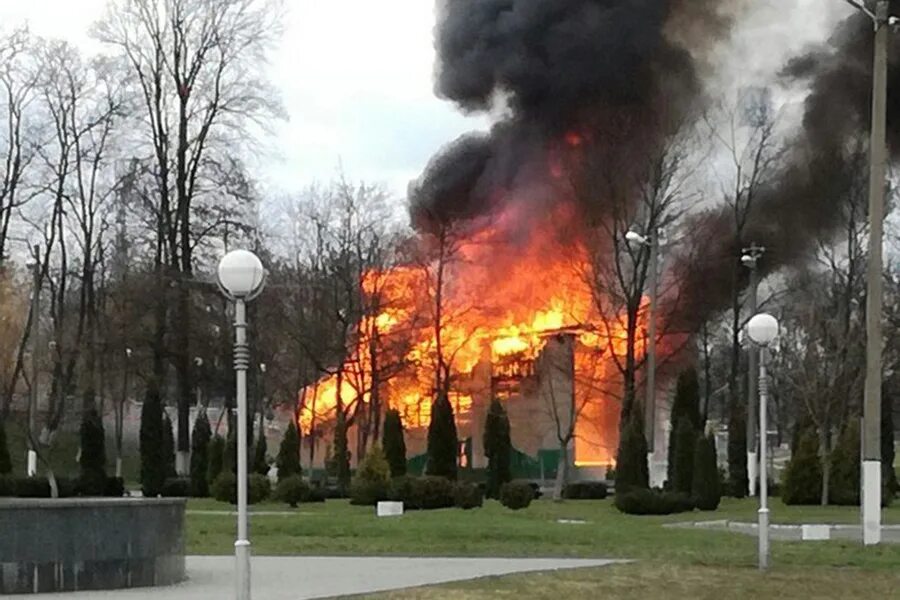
[
  {"left": 350, "top": 478, "right": 389, "bottom": 506},
  {"left": 211, "top": 472, "right": 271, "bottom": 504},
  {"left": 562, "top": 481, "right": 608, "bottom": 500},
  {"left": 389, "top": 475, "right": 454, "bottom": 510},
  {"left": 275, "top": 475, "right": 309, "bottom": 507},
  {"left": 499, "top": 481, "right": 533, "bottom": 510},
  {"left": 453, "top": 481, "right": 484, "bottom": 509},
  {"left": 615, "top": 488, "right": 695, "bottom": 515},
  {"left": 0, "top": 475, "right": 113, "bottom": 498},
  {"left": 161, "top": 477, "right": 191, "bottom": 497},
  {"left": 248, "top": 474, "right": 271, "bottom": 504}
]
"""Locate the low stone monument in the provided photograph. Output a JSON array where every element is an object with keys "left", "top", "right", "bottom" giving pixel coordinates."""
[{"left": 0, "top": 497, "right": 186, "bottom": 594}]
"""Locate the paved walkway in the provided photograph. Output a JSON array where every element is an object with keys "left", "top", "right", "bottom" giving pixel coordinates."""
[
  {"left": 665, "top": 520, "right": 900, "bottom": 543},
  {"left": 12, "top": 556, "right": 621, "bottom": 599}
]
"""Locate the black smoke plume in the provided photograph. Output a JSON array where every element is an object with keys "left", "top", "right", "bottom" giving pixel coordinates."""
[
  {"left": 676, "top": 5, "right": 900, "bottom": 328},
  {"left": 410, "top": 0, "right": 738, "bottom": 234}
]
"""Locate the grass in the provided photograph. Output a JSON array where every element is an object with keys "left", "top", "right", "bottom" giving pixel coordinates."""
[
  {"left": 187, "top": 496, "right": 900, "bottom": 598},
  {"left": 186, "top": 496, "right": 900, "bottom": 570},
  {"left": 362, "top": 562, "right": 900, "bottom": 599}
]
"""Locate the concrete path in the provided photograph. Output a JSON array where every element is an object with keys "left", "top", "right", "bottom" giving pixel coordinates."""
[
  {"left": 11, "top": 556, "right": 621, "bottom": 599},
  {"left": 665, "top": 520, "right": 900, "bottom": 543}
]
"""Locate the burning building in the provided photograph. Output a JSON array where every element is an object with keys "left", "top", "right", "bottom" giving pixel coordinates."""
[{"left": 297, "top": 0, "right": 743, "bottom": 477}]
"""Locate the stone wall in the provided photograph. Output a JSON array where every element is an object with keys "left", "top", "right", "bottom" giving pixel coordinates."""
[{"left": 0, "top": 498, "right": 186, "bottom": 594}]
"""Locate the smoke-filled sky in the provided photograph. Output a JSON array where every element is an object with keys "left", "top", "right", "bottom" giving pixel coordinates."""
[{"left": 0, "top": 0, "right": 847, "bottom": 200}]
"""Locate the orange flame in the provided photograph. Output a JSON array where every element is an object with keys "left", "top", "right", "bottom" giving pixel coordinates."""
[{"left": 300, "top": 187, "right": 668, "bottom": 467}]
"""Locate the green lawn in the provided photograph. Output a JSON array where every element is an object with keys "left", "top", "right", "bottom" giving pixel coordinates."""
[
  {"left": 186, "top": 495, "right": 900, "bottom": 598},
  {"left": 362, "top": 562, "right": 900, "bottom": 600},
  {"left": 186, "top": 497, "right": 900, "bottom": 568}
]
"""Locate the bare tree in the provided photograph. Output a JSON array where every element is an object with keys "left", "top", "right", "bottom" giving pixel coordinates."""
[
  {"left": 93, "top": 0, "right": 284, "bottom": 472},
  {"left": 0, "top": 28, "right": 39, "bottom": 265},
  {"left": 705, "top": 89, "right": 783, "bottom": 497}
]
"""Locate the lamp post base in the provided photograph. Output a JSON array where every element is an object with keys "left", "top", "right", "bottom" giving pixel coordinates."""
[
  {"left": 758, "top": 507, "right": 769, "bottom": 570},
  {"left": 862, "top": 460, "right": 882, "bottom": 546},
  {"left": 235, "top": 539, "right": 251, "bottom": 599}
]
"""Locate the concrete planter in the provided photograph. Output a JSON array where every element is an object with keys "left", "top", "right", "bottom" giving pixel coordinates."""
[{"left": 0, "top": 497, "right": 186, "bottom": 594}]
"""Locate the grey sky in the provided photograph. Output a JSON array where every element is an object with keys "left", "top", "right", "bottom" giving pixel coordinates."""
[{"left": 0, "top": 0, "right": 847, "bottom": 202}]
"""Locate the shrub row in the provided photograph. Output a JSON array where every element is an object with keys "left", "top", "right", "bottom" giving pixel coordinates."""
[
  {"left": 614, "top": 488, "right": 695, "bottom": 515},
  {"left": 210, "top": 472, "right": 272, "bottom": 505},
  {"left": 0, "top": 475, "right": 124, "bottom": 498},
  {"left": 562, "top": 481, "right": 608, "bottom": 500}
]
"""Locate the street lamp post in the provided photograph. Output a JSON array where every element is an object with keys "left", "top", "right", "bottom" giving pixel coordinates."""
[
  {"left": 217, "top": 250, "right": 266, "bottom": 600},
  {"left": 747, "top": 312, "right": 779, "bottom": 571},
  {"left": 741, "top": 244, "right": 765, "bottom": 497},
  {"left": 842, "top": 0, "right": 892, "bottom": 547},
  {"left": 626, "top": 228, "right": 663, "bottom": 488}
]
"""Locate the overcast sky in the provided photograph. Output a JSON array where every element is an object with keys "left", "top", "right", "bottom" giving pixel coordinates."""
[{"left": 0, "top": 0, "right": 847, "bottom": 202}]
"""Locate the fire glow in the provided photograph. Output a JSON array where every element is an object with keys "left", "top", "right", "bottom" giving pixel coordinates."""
[{"left": 298, "top": 176, "right": 669, "bottom": 467}]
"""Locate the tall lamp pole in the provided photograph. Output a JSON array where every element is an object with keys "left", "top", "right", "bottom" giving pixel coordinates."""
[
  {"left": 218, "top": 250, "right": 266, "bottom": 600},
  {"left": 741, "top": 244, "right": 765, "bottom": 497},
  {"left": 747, "top": 312, "right": 779, "bottom": 571},
  {"left": 626, "top": 228, "right": 663, "bottom": 487},
  {"left": 843, "top": 0, "right": 892, "bottom": 546}
]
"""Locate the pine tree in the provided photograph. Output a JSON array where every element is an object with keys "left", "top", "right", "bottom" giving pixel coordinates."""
[
  {"left": 276, "top": 421, "right": 302, "bottom": 482},
  {"left": 483, "top": 398, "right": 511, "bottom": 498},
  {"left": 426, "top": 390, "right": 458, "bottom": 480},
  {"left": 671, "top": 417, "right": 698, "bottom": 494},
  {"left": 162, "top": 411, "right": 177, "bottom": 479},
  {"left": 253, "top": 435, "right": 269, "bottom": 475},
  {"left": 615, "top": 416, "right": 649, "bottom": 492},
  {"left": 727, "top": 410, "right": 748, "bottom": 498},
  {"left": 691, "top": 433, "right": 721, "bottom": 511},
  {"left": 333, "top": 410, "right": 351, "bottom": 492},
  {"left": 224, "top": 432, "right": 238, "bottom": 474},
  {"left": 79, "top": 407, "right": 107, "bottom": 495},
  {"left": 381, "top": 409, "right": 407, "bottom": 477},
  {"left": 0, "top": 418, "right": 12, "bottom": 475},
  {"left": 783, "top": 427, "right": 822, "bottom": 505},
  {"left": 190, "top": 410, "right": 212, "bottom": 497},
  {"left": 829, "top": 420, "right": 860, "bottom": 505},
  {"left": 207, "top": 434, "right": 225, "bottom": 486},
  {"left": 667, "top": 367, "right": 701, "bottom": 484},
  {"left": 140, "top": 384, "right": 165, "bottom": 497}
]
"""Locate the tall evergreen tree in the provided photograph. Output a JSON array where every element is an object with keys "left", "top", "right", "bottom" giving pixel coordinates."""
[
  {"left": 162, "top": 411, "right": 177, "bottom": 479},
  {"left": 829, "top": 419, "right": 860, "bottom": 505},
  {"left": 140, "top": 384, "right": 165, "bottom": 496},
  {"left": 381, "top": 409, "right": 407, "bottom": 477},
  {"left": 727, "top": 416, "right": 748, "bottom": 498},
  {"left": 426, "top": 390, "right": 458, "bottom": 480},
  {"left": 207, "top": 434, "right": 225, "bottom": 485},
  {"left": 671, "top": 417, "right": 698, "bottom": 494},
  {"left": 276, "top": 421, "right": 302, "bottom": 482},
  {"left": 0, "top": 418, "right": 12, "bottom": 475},
  {"left": 190, "top": 410, "right": 212, "bottom": 497},
  {"left": 691, "top": 433, "right": 721, "bottom": 510},
  {"left": 79, "top": 407, "right": 107, "bottom": 494},
  {"left": 667, "top": 367, "right": 701, "bottom": 484},
  {"left": 224, "top": 431, "right": 238, "bottom": 474},
  {"left": 253, "top": 435, "right": 269, "bottom": 475},
  {"left": 334, "top": 410, "right": 351, "bottom": 492},
  {"left": 615, "top": 416, "right": 649, "bottom": 492},
  {"left": 783, "top": 428, "right": 822, "bottom": 505},
  {"left": 483, "top": 398, "right": 511, "bottom": 498}
]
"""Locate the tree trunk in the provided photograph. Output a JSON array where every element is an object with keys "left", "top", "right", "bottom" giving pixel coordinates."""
[{"left": 553, "top": 441, "right": 569, "bottom": 501}]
